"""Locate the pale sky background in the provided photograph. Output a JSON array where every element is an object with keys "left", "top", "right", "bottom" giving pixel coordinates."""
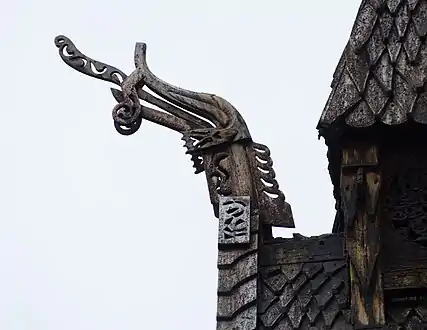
[{"left": 2, "top": 1, "right": 361, "bottom": 329}]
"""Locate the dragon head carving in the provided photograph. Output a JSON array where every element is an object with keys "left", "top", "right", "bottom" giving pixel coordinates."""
[{"left": 54, "top": 35, "right": 294, "bottom": 228}]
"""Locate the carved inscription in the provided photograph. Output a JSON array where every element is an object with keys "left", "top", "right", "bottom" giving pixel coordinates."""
[{"left": 218, "top": 196, "right": 250, "bottom": 246}]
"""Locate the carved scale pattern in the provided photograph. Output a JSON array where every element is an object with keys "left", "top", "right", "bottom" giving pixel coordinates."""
[
  {"left": 319, "top": 0, "right": 427, "bottom": 127},
  {"left": 258, "top": 260, "right": 352, "bottom": 329}
]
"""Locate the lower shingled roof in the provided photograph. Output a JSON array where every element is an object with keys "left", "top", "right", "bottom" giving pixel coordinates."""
[{"left": 258, "top": 234, "right": 352, "bottom": 329}]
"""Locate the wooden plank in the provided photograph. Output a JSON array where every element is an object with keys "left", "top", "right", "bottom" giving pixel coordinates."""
[
  {"left": 259, "top": 234, "right": 344, "bottom": 266},
  {"left": 342, "top": 145, "right": 378, "bottom": 167},
  {"left": 384, "top": 267, "right": 427, "bottom": 290}
]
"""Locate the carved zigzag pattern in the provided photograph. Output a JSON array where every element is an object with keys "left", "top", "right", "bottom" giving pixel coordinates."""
[
  {"left": 258, "top": 260, "right": 352, "bottom": 330},
  {"left": 320, "top": 0, "right": 427, "bottom": 128},
  {"left": 216, "top": 236, "right": 258, "bottom": 330}
]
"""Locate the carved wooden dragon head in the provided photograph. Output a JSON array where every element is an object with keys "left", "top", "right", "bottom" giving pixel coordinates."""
[{"left": 54, "top": 35, "right": 294, "bottom": 229}]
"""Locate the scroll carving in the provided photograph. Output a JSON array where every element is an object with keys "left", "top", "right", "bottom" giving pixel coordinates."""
[
  {"left": 54, "top": 35, "right": 294, "bottom": 229},
  {"left": 252, "top": 143, "right": 293, "bottom": 227}
]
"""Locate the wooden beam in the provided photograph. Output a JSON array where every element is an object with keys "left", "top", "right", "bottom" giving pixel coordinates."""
[{"left": 341, "top": 146, "right": 385, "bottom": 326}]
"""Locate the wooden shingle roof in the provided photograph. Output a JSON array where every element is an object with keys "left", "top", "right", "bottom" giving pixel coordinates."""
[{"left": 318, "top": 0, "right": 427, "bottom": 131}]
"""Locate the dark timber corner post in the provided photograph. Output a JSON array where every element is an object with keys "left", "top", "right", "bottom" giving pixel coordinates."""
[{"left": 341, "top": 145, "right": 384, "bottom": 326}]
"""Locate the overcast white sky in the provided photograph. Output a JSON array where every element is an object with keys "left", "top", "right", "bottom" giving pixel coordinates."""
[{"left": 2, "top": 1, "right": 361, "bottom": 329}]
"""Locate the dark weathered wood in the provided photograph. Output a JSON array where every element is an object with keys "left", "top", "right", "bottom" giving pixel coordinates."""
[
  {"left": 382, "top": 226, "right": 427, "bottom": 291},
  {"left": 341, "top": 146, "right": 385, "bottom": 327},
  {"left": 380, "top": 145, "right": 427, "bottom": 299},
  {"left": 259, "top": 233, "right": 344, "bottom": 266},
  {"left": 257, "top": 234, "right": 353, "bottom": 329},
  {"left": 384, "top": 268, "right": 427, "bottom": 290},
  {"left": 319, "top": 1, "right": 427, "bottom": 329},
  {"left": 259, "top": 255, "right": 352, "bottom": 329}
]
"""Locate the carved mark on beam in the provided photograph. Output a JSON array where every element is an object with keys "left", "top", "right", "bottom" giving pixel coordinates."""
[{"left": 259, "top": 233, "right": 345, "bottom": 267}]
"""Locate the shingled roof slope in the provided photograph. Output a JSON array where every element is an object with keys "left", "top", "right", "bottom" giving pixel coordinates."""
[
  {"left": 258, "top": 234, "right": 352, "bottom": 329},
  {"left": 318, "top": 0, "right": 427, "bottom": 130}
]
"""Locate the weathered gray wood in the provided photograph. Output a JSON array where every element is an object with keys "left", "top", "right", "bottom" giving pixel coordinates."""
[
  {"left": 380, "top": 145, "right": 427, "bottom": 297},
  {"left": 259, "top": 233, "right": 345, "bottom": 266},
  {"left": 384, "top": 267, "right": 427, "bottom": 290}
]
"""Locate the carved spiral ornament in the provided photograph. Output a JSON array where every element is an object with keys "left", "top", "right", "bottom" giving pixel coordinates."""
[{"left": 110, "top": 95, "right": 143, "bottom": 135}]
